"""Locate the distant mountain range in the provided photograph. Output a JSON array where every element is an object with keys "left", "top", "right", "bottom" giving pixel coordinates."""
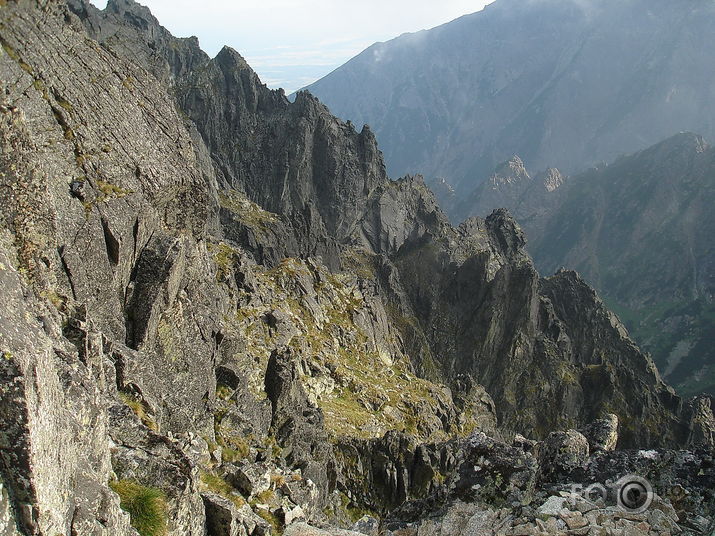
[{"left": 304, "top": 0, "right": 715, "bottom": 197}]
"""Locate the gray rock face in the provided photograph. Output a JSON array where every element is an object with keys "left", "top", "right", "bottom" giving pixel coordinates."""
[
  {"left": 202, "top": 493, "right": 245, "bottom": 536},
  {"left": 686, "top": 396, "right": 715, "bottom": 447},
  {"left": 0, "top": 0, "right": 215, "bottom": 533},
  {"left": 0, "top": 478, "right": 23, "bottom": 536},
  {"left": 0, "top": 251, "right": 132, "bottom": 536},
  {"left": 539, "top": 430, "right": 590, "bottom": 479},
  {"left": 349, "top": 516, "right": 379, "bottom": 536},
  {"left": 358, "top": 175, "right": 450, "bottom": 256},
  {"left": 264, "top": 348, "right": 336, "bottom": 503},
  {"left": 70, "top": 0, "right": 384, "bottom": 270},
  {"left": 303, "top": 0, "right": 715, "bottom": 198},
  {"left": 201, "top": 493, "right": 269, "bottom": 536},
  {"left": 224, "top": 464, "right": 271, "bottom": 500},
  {"left": 372, "top": 207, "right": 694, "bottom": 447},
  {"left": 108, "top": 403, "right": 207, "bottom": 535},
  {"left": 283, "top": 522, "right": 364, "bottom": 536}
]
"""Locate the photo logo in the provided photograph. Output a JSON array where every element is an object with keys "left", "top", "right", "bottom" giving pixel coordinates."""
[
  {"left": 615, "top": 475, "right": 653, "bottom": 514},
  {"left": 569, "top": 475, "right": 653, "bottom": 514}
]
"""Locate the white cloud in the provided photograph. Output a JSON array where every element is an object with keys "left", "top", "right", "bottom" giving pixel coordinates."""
[{"left": 89, "top": 0, "right": 490, "bottom": 92}]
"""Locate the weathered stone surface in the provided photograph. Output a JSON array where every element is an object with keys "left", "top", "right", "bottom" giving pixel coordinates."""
[
  {"left": 537, "top": 497, "right": 570, "bottom": 517},
  {"left": 278, "top": 475, "right": 320, "bottom": 520},
  {"left": 283, "top": 522, "right": 365, "bottom": 536},
  {"left": 280, "top": 503, "right": 306, "bottom": 526},
  {"left": 0, "top": 243, "right": 133, "bottom": 536},
  {"left": 450, "top": 432, "right": 539, "bottom": 506},
  {"left": 580, "top": 414, "right": 619, "bottom": 452},
  {"left": 224, "top": 464, "right": 271, "bottom": 499},
  {"left": 414, "top": 503, "right": 505, "bottom": 536},
  {"left": 685, "top": 396, "right": 715, "bottom": 447},
  {"left": 349, "top": 515, "right": 379, "bottom": 536},
  {"left": 539, "top": 430, "right": 590, "bottom": 480},
  {"left": 0, "top": 480, "right": 21, "bottom": 536},
  {"left": 265, "top": 348, "right": 336, "bottom": 504},
  {"left": 108, "top": 403, "right": 206, "bottom": 535},
  {"left": 0, "top": 1, "right": 214, "bottom": 532},
  {"left": 201, "top": 493, "right": 272, "bottom": 536},
  {"left": 202, "top": 492, "right": 249, "bottom": 536}
]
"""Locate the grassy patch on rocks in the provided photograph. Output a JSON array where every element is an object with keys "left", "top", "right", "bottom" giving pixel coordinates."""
[{"left": 109, "top": 479, "right": 168, "bottom": 536}]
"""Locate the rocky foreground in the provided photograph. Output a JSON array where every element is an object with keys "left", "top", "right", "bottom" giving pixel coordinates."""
[{"left": 0, "top": 0, "right": 714, "bottom": 535}]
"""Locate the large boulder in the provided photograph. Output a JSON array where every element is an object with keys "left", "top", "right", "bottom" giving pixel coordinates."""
[
  {"left": 580, "top": 414, "right": 619, "bottom": 452},
  {"left": 539, "top": 430, "right": 590, "bottom": 481}
]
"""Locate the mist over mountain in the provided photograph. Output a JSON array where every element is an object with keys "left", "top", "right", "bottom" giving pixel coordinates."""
[{"left": 304, "top": 0, "right": 715, "bottom": 196}]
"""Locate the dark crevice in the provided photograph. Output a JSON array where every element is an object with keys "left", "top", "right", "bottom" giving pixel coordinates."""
[
  {"left": 132, "top": 217, "right": 140, "bottom": 257},
  {"left": 213, "top": 330, "right": 225, "bottom": 348},
  {"left": 100, "top": 217, "right": 120, "bottom": 266},
  {"left": 123, "top": 218, "right": 141, "bottom": 310},
  {"left": 123, "top": 221, "right": 144, "bottom": 344},
  {"left": 57, "top": 245, "right": 77, "bottom": 300},
  {"left": 129, "top": 227, "right": 154, "bottom": 284}
]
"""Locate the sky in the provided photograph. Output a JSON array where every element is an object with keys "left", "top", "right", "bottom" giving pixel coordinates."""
[{"left": 89, "top": 0, "right": 490, "bottom": 93}]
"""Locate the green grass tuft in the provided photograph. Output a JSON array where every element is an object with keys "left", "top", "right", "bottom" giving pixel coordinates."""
[
  {"left": 255, "top": 507, "right": 283, "bottom": 535},
  {"left": 221, "top": 444, "right": 249, "bottom": 463},
  {"left": 96, "top": 179, "right": 133, "bottom": 200},
  {"left": 207, "top": 242, "right": 239, "bottom": 281},
  {"left": 109, "top": 480, "right": 168, "bottom": 536}
]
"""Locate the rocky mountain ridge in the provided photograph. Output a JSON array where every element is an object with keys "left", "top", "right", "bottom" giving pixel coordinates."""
[
  {"left": 0, "top": 0, "right": 713, "bottom": 535},
  {"left": 437, "top": 155, "right": 566, "bottom": 225},
  {"left": 456, "top": 133, "right": 715, "bottom": 399},
  {"left": 64, "top": 0, "right": 708, "bottom": 448}
]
